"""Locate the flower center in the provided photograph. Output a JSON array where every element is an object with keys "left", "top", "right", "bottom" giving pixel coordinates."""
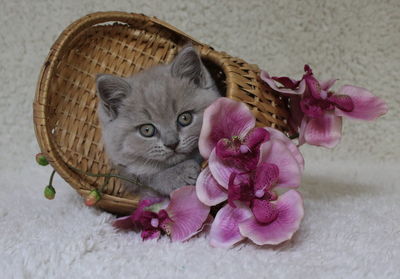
[
  {"left": 150, "top": 218, "right": 159, "bottom": 228},
  {"left": 231, "top": 135, "right": 242, "bottom": 146},
  {"left": 239, "top": 144, "right": 250, "bottom": 154},
  {"left": 252, "top": 199, "right": 279, "bottom": 224},
  {"left": 254, "top": 189, "right": 265, "bottom": 198}
]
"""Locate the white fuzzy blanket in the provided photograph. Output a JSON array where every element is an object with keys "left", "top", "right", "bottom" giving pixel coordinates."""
[{"left": 1, "top": 0, "right": 399, "bottom": 278}]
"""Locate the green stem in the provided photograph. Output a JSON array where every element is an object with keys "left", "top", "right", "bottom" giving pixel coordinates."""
[
  {"left": 68, "top": 165, "right": 140, "bottom": 185},
  {"left": 48, "top": 169, "right": 56, "bottom": 187},
  {"left": 66, "top": 164, "right": 154, "bottom": 193}
]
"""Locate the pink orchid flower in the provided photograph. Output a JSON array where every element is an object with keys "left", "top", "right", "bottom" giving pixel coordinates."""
[
  {"left": 209, "top": 190, "right": 304, "bottom": 247},
  {"left": 113, "top": 186, "right": 210, "bottom": 242},
  {"left": 227, "top": 163, "right": 280, "bottom": 214},
  {"left": 199, "top": 98, "right": 270, "bottom": 170},
  {"left": 260, "top": 71, "right": 306, "bottom": 95},
  {"left": 196, "top": 97, "right": 304, "bottom": 247},
  {"left": 206, "top": 141, "right": 304, "bottom": 248},
  {"left": 197, "top": 98, "right": 304, "bottom": 207},
  {"left": 259, "top": 69, "right": 308, "bottom": 134},
  {"left": 260, "top": 65, "right": 388, "bottom": 148}
]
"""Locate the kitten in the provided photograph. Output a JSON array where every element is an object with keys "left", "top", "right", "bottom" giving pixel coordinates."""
[{"left": 96, "top": 46, "right": 220, "bottom": 197}]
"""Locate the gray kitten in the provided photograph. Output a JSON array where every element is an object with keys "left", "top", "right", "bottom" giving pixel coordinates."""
[{"left": 96, "top": 46, "right": 220, "bottom": 197}]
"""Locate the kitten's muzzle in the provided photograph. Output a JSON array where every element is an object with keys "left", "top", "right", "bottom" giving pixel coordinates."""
[{"left": 164, "top": 140, "right": 180, "bottom": 151}]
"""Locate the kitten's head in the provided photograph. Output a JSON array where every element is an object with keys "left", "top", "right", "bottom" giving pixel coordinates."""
[{"left": 96, "top": 46, "right": 219, "bottom": 174}]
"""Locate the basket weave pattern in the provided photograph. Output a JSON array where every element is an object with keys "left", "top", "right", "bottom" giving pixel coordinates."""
[{"left": 33, "top": 12, "right": 294, "bottom": 215}]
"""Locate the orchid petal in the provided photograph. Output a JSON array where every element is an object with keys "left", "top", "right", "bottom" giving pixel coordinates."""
[
  {"left": 288, "top": 95, "right": 304, "bottom": 130},
  {"left": 166, "top": 186, "right": 210, "bottom": 242},
  {"left": 335, "top": 85, "right": 388, "bottom": 120},
  {"left": 208, "top": 149, "right": 246, "bottom": 188},
  {"left": 260, "top": 71, "right": 306, "bottom": 95},
  {"left": 300, "top": 98, "right": 326, "bottom": 118},
  {"left": 196, "top": 167, "right": 227, "bottom": 206},
  {"left": 209, "top": 204, "right": 252, "bottom": 248},
  {"left": 271, "top": 76, "right": 300, "bottom": 89},
  {"left": 227, "top": 173, "right": 242, "bottom": 207},
  {"left": 199, "top": 98, "right": 256, "bottom": 159},
  {"left": 303, "top": 65, "right": 321, "bottom": 99},
  {"left": 215, "top": 138, "right": 241, "bottom": 158},
  {"left": 218, "top": 127, "right": 269, "bottom": 171},
  {"left": 144, "top": 199, "right": 170, "bottom": 214},
  {"left": 251, "top": 199, "right": 279, "bottom": 224},
  {"left": 216, "top": 130, "right": 265, "bottom": 171},
  {"left": 132, "top": 197, "right": 165, "bottom": 222},
  {"left": 304, "top": 64, "right": 313, "bottom": 75},
  {"left": 328, "top": 94, "right": 354, "bottom": 112},
  {"left": 254, "top": 162, "right": 279, "bottom": 191},
  {"left": 244, "top": 127, "right": 270, "bottom": 150},
  {"left": 113, "top": 216, "right": 137, "bottom": 230},
  {"left": 137, "top": 211, "right": 159, "bottom": 230},
  {"left": 239, "top": 190, "right": 304, "bottom": 245},
  {"left": 304, "top": 113, "right": 342, "bottom": 148},
  {"left": 298, "top": 117, "right": 307, "bottom": 146},
  {"left": 265, "top": 127, "right": 305, "bottom": 171},
  {"left": 227, "top": 173, "right": 253, "bottom": 207},
  {"left": 320, "top": 79, "right": 337, "bottom": 91},
  {"left": 305, "top": 76, "right": 321, "bottom": 99},
  {"left": 141, "top": 230, "right": 161, "bottom": 241},
  {"left": 260, "top": 139, "right": 301, "bottom": 188}
]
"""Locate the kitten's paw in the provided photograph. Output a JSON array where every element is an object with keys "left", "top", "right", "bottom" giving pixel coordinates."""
[
  {"left": 146, "top": 160, "right": 201, "bottom": 195},
  {"left": 178, "top": 159, "right": 201, "bottom": 185}
]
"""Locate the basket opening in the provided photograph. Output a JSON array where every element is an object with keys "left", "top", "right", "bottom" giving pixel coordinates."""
[{"left": 202, "top": 58, "right": 227, "bottom": 97}]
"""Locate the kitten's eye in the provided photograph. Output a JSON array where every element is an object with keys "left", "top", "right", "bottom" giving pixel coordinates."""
[
  {"left": 177, "top": 111, "right": 193, "bottom": 127},
  {"left": 139, "top": 124, "right": 156, "bottom": 137}
]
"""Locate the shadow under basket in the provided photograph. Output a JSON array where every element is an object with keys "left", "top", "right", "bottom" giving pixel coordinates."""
[{"left": 33, "top": 11, "right": 295, "bottom": 215}]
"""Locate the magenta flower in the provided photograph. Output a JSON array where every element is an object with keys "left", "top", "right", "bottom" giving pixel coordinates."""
[
  {"left": 113, "top": 186, "right": 210, "bottom": 242},
  {"left": 215, "top": 126, "right": 270, "bottom": 171},
  {"left": 199, "top": 98, "right": 269, "bottom": 164},
  {"left": 196, "top": 98, "right": 304, "bottom": 207},
  {"left": 210, "top": 190, "right": 303, "bottom": 247},
  {"left": 196, "top": 98, "right": 304, "bottom": 248},
  {"left": 208, "top": 203, "right": 252, "bottom": 248},
  {"left": 260, "top": 65, "right": 388, "bottom": 148},
  {"left": 260, "top": 71, "right": 306, "bottom": 95},
  {"left": 206, "top": 140, "right": 304, "bottom": 248},
  {"left": 260, "top": 68, "right": 309, "bottom": 131},
  {"left": 227, "top": 163, "right": 280, "bottom": 218},
  {"left": 238, "top": 190, "right": 304, "bottom": 245}
]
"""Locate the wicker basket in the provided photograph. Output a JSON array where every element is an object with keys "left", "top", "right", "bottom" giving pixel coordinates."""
[{"left": 33, "top": 11, "right": 294, "bottom": 215}]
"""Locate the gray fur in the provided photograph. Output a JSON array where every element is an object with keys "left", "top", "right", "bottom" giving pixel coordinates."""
[{"left": 96, "top": 46, "right": 220, "bottom": 197}]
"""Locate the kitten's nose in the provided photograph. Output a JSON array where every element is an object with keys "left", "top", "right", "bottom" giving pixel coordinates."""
[{"left": 164, "top": 140, "right": 180, "bottom": 150}]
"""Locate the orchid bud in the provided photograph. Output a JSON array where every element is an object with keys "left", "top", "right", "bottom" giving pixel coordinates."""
[
  {"left": 255, "top": 189, "right": 265, "bottom": 198},
  {"left": 239, "top": 145, "right": 250, "bottom": 154},
  {"left": 85, "top": 189, "right": 102, "bottom": 206},
  {"left": 150, "top": 218, "right": 159, "bottom": 228},
  {"left": 36, "top": 153, "right": 49, "bottom": 166},
  {"left": 44, "top": 185, "right": 56, "bottom": 200}
]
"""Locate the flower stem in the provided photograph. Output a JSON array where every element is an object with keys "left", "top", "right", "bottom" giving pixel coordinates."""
[
  {"left": 68, "top": 165, "right": 140, "bottom": 184},
  {"left": 49, "top": 169, "right": 56, "bottom": 187},
  {"left": 66, "top": 164, "right": 154, "bottom": 193}
]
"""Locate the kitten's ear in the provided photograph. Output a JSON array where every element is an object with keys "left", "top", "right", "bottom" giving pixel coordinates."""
[
  {"left": 96, "top": 74, "right": 131, "bottom": 119},
  {"left": 170, "top": 46, "right": 211, "bottom": 87}
]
